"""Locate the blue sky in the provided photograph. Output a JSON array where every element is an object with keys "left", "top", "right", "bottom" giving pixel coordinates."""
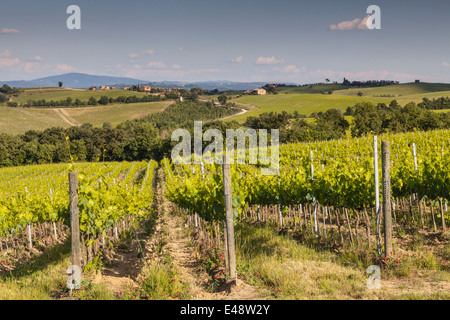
[{"left": 1, "top": 0, "right": 450, "bottom": 84}]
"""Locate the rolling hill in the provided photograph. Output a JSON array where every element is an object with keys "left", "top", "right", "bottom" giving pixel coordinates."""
[
  {"left": 332, "top": 82, "right": 450, "bottom": 97},
  {"left": 2, "top": 81, "right": 450, "bottom": 135},
  {"left": 0, "top": 101, "right": 172, "bottom": 135},
  {"left": 227, "top": 83, "right": 450, "bottom": 123},
  {"left": 229, "top": 94, "right": 394, "bottom": 122}
]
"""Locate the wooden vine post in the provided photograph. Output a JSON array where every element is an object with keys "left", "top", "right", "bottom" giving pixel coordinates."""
[
  {"left": 373, "top": 136, "right": 381, "bottom": 256},
  {"left": 310, "top": 151, "right": 318, "bottom": 238},
  {"left": 223, "top": 154, "right": 236, "bottom": 282},
  {"left": 381, "top": 141, "right": 393, "bottom": 257},
  {"left": 68, "top": 171, "right": 82, "bottom": 288}
]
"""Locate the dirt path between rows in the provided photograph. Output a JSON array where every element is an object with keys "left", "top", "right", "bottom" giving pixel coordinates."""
[
  {"left": 97, "top": 167, "right": 264, "bottom": 300},
  {"left": 54, "top": 108, "right": 80, "bottom": 127},
  {"left": 219, "top": 108, "right": 249, "bottom": 121},
  {"left": 158, "top": 168, "right": 263, "bottom": 300}
]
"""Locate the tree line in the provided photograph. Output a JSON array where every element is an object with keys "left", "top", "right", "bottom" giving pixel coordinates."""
[
  {"left": 349, "top": 100, "right": 450, "bottom": 137},
  {"left": 245, "top": 99, "right": 450, "bottom": 142},
  {"left": 417, "top": 96, "right": 450, "bottom": 110},
  {"left": 342, "top": 78, "right": 399, "bottom": 87},
  {"left": 8, "top": 94, "right": 165, "bottom": 108}
]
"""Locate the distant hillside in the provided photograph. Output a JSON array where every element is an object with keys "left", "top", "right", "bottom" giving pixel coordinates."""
[
  {"left": 0, "top": 73, "right": 147, "bottom": 89},
  {"left": 333, "top": 82, "right": 450, "bottom": 97},
  {"left": 0, "top": 73, "right": 276, "bottom": 91},
  {"left": 276, "top": 84, "right": 350, "bottom": 94}
]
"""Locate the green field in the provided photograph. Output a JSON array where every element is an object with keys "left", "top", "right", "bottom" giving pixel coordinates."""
[
  {"left": 2, "top": 84, "right": 450, "bottom": 134},
  {"left": 226, "top": 82, "right": 450, "bottom": 123},
  {"left": 0, "top": 101, "right": 172, "bottom": 135},
  {"left": 9, "top": 87, "right": 150, "bottom": 105},
  {"left": 276, "top": 83, "right": 349, "bottom": 94},
  {"left": 229, "top": 94, "right": 394, "bottom": 122},
  {"left": 333, "top": 82, "right": 450, "bottom": 97}
]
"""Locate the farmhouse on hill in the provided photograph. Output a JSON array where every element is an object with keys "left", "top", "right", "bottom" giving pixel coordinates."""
[
  {"left": 141, "top": 85, "right": 152, "bottom": 92},
  {"left": 99, "top": 85, "right": 110, "bottom": 90},
  {"left": 246, "top": 88, "right": 267, "bottom": 95}
]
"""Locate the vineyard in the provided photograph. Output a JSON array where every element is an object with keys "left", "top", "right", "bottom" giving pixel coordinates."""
[
  {"left": 0, "top": 160, "right": 157, "bottom": 270},
  {"left": 164, "top": 129, "right": 449, "bottom": 281},
  {"left": 0, "top": 129, "right": 449, "bottom": 300}
]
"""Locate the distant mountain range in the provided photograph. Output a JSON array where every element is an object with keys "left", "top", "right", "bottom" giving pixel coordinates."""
[{"left": 0, "top": 73, "right": 287, "bottom": 91}]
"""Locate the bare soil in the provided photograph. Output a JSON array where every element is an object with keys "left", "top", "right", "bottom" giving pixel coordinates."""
[{"left": 97, "top": 168, "right": 264, "bottom": 300}]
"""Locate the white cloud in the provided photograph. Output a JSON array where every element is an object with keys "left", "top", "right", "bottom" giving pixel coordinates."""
[
  {"left": 172, "top": 64, "right": 181, "bottom": 69},
  {"left": 0, "top": 50, "right": 78, "bottom": 76},
  {"left": 0, "top": 50, "right": 12, "bottom": 58},
  {"left": 23, "top": 62, "right": 42, "bottom": 73},
  {"left": 129, "top": 50, "right": 155, "bottom": 58},
  {"left": 329, "top": 15, "right": 370, "bottom": 31},
  {"left": 230, "top": 56, "right": 244, "bottom": 63},
  {"left": 178, "top": 46, "right": 195, "bottom": 54},
  {"left": 56, "top": 64, "right": 75, "bottom": 73},
  {"left": 147, "top": 61, "right": 166, "bottom": 68},
  {"left": 123, "top": 67, "right": 223, "bottom": 80},
  {"left": 0, "top": 57, "right": 20, "bottom": 68},
  {"left": 282, "top": 65, "right": 302, "bottom": 73},
  {"left": 442, "top": 62, "right": 450, "bottom": 67},
  {"left": 255, "top": 56, "right": 284, "bottom": 65},
  {"left": 1, "top": 28, "right": 21, "bottom": 34},
  {"left": 0, "top": 50, "right": 20, "bottom": 68}
]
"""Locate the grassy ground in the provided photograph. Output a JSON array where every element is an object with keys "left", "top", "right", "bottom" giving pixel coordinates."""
[
  {"left": 228, "top": 94, "right": 394, "bottom": 122},
  {"left": 277, "top": 84, "right": 349, "bottom": 94},
  {"left": 65, "top": 101, "right": 171, "bottom": 126},
  {"left": 227, "top": 83, "right": 450, "bottom": 123},
  {"left": 0, "top": 107, "right": 69, "bottom": 134},
  {"left": 333, "top": 82, "right": 450, "bottom": 97},
  {"left": 0, "top": 239, "right": 114, "bottom": 299},
  {"left": 0, "top": 101, "right": 172, "bottom": 135},
  {"left": 233, "top": 221, "right": 450, "bottom": 299}
]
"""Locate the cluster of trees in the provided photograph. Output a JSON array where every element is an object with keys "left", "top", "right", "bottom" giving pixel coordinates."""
[
  {"left": 245, "top": 112, "right": 292, "bottom": 130},
  {"left": 245, "top": 109, "right": 350, "bottom": 143},
  {"left": 417, "top": 97, "right": 450, "bottom": 110},
  {"left": 0, "top": 84, "right": 20, "bottom": 95},
  {"left": 349, "top": 101, "right": 450, "bottom": 137},
  {"left": 0, "top": 84, "right": 20, "bottom": 103},
  {"left": 0, "top": 100, "right": 241, "bottom": 167},
  {"left": 342, "top": 78, "right": 399, "bottom": 87},
  {"left": 244, "top": 99, "right": 450, "bottom": 142}
]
